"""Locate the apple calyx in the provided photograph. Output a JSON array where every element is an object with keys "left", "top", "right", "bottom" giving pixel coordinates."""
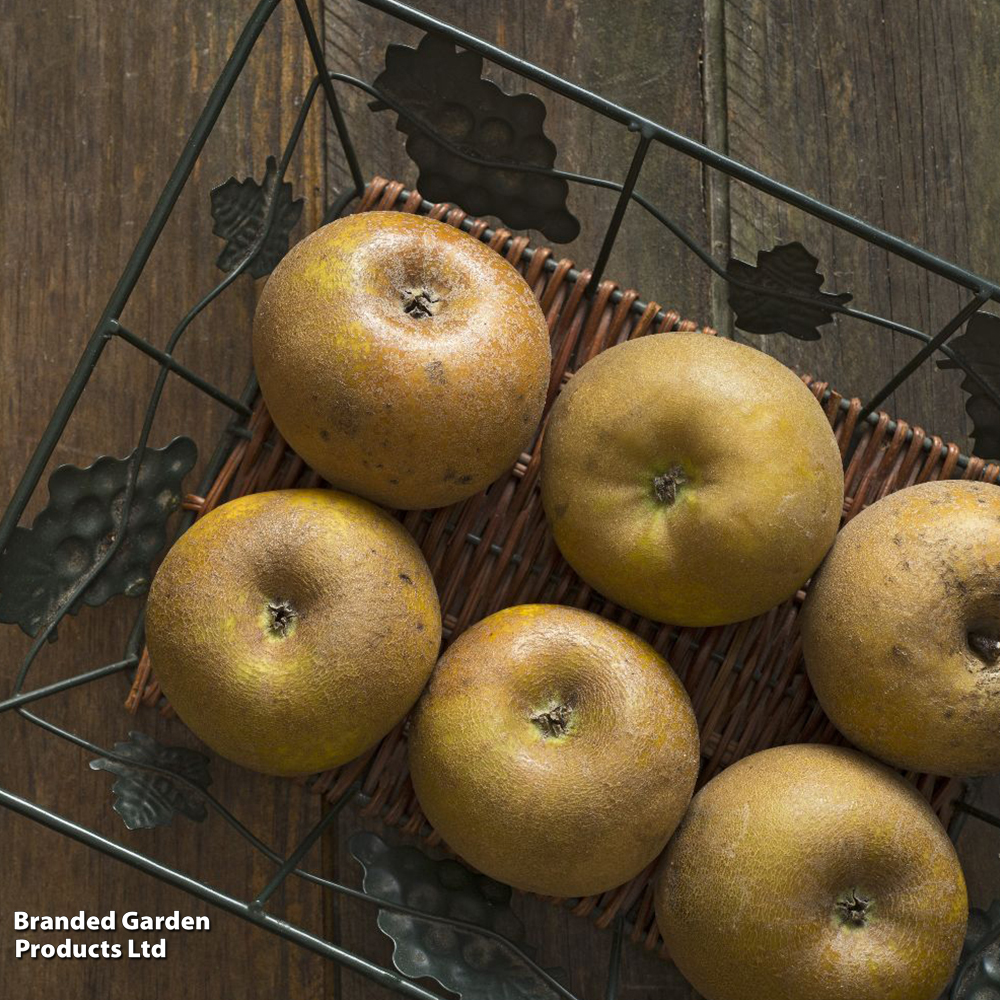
[
  {"left": 532, "top": 703, "right": 573, "bottom": 738},
  {"left": 835, "top": 890, "right": 871, "bottom": 927},
  {"left": 653, "top": 465, "right": 687, "bottom": 506},
  {"left": 401, "top": 287, "right": 441, "bottom": 319},
  {"left": 968, "top": 629, "right": 1000, "bottom": 667},
  {"left": 267, "top": 599, "right": 298, "bottom": 637}
]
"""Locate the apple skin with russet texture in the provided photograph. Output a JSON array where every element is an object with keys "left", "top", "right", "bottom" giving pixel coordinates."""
[
  {"left": 408, "top": 604, "right": 700, "bottom": 898},
  {"left": 802, "top": 479, "right": 1000, "bottom": 777},
  {"left": 252, "top": 211, "right": 552, "bottom": 510},
  {"left": 656, "top": 744, "right": 967, "bottom": 1000},
  {"left": 145, "top": 488, "right": 441, "bottom": 776},
  {"left": 541, "top": 332, "right": 845, "bottom": 626}
]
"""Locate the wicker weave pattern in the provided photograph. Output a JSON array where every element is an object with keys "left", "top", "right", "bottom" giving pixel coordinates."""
[{"left": 126, "top": 177, "right": 997, "bottom": 954}]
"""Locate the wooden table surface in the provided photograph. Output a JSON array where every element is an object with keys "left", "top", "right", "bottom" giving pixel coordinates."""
[{"left": 1, "top": 1, "right": 998, "bottom": 997}]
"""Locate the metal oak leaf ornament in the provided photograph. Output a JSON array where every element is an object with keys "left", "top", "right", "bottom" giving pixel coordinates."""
[
  {"left": 350, "top": 832, "right": 564, "bottom": 1000},
  {"left": 727, "top": 242, "right": 852, "bottom": 341},
  {"left": 0, "top": 437, "right": 197, "bottom": 638},
  {"left": 211, "top": 155, "right": 304, "bottom": 278},
  {"left": 90, "top": 731, "right": 212, "bottom": 831},
  {"left": 370, "top": 33, "right": 579, "bottom": 243},
  {"left": 936, "top": 312, "right": 1000, "bottom": 461}
]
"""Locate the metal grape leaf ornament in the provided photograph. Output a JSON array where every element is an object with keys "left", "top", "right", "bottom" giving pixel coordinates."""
[
  {"left": 90, "top": 731, "right": 212, "bottom": 830},
  {"left": 0, "top": 437, "right": 197, "bottom": 638},
  {"left": 349, "top": 832, "right": 564, "bottom": 1000},
  {"left": 936, "top": 312, "right": 1000, "bottom": 461},
  {"left": 949, "top": 900, "right": 1000, "bottom": 999},
  {"left": 211, "top": 154, "right": 304, "bottom": 278},
  {"left": 727, "top": 242, "right": 852, "bottom": 340},
  {"left": 370, "top": 33, "right": 579, "bottom": 243}
]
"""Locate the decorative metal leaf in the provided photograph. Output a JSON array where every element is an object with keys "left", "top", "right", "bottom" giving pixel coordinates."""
[
  {"left": 89, "top": 731, "right": 212, "bottom": 831},
  {"left": 349, "top": 832, "right": 564, "bottom": 1000},
  {"left": 936, "top": 312, "right": 1000, "bottom": 461},
  {"left": 0, "top": 437, "right": 197, "bottom": 638},
  {"left": 726, "top": 242, "right": 852, "bottom": 340},
  {"left": 370, "top": 33, "right": 579, "bottom": 243},
  {"left": 210, "top": 154, "right": 304, "bottom": 278},
  {"left": 948, "top": 900, "right": 1000, "bottom": 999}
]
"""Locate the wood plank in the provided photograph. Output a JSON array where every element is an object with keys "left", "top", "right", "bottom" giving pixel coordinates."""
[
  {"left": 320, "top": 2, "right": 708, "bottom": 996},
  {"left": 723, "top": 0, "right": 1000, "bottom": 450},
  {"left": 7, "top": 2, "right": 985, "bottom": 998},
  {"left": 322, "top": 0, "right": 711, "bottom": 322},
  {"left": 962, "top": 780, "right": 1000, "bottom": 912},
  {"left": 321, "top": 808, "right": 699, "bottom": 1000},
  {"left": 723, "top": 0, "right": 1000, "bottom": 923},
  {"left": 318, "top": 3, "right": 1000, "bottom": 999},
  {"left": 0, "top": 1, "right": 329, "bottom": 997}
]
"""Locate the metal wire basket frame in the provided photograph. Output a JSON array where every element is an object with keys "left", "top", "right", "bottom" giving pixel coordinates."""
[{"left": 2, "top": 1, "right": 1000, "bottom": 997}]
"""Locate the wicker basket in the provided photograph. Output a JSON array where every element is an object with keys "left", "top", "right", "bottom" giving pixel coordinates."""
[{"left": 125, "top": 176, "right": 992, "bottom": 957}]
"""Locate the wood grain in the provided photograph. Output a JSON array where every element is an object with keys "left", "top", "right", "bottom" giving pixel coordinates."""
[
  {"left": 0, "top": 1, "right": 329, "bottom": 997},
  {"left": 319, "top": 1, "right": 1000, "bottom": 998},
  {"left": 320, "top": 2, "right": 708, "bottom": 996},
  {"left": 2, "top": 0, "right": 998, "bottom": 999},
  {"left": 322, "top": 0, "right": 711, "bottom": 323},
  {"left": 723, "top": 0, "right": 1000, "bottom": 450},
  {"left": 721, "top": 0, "right": 1000, "bottom": 913},
  {"left": 321, "top": 809, "right": 699, "bottom": 1000}
]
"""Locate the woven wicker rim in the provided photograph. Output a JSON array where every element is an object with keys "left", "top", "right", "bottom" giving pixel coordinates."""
[{"left": 125, "top": 177, "right": 997, "bottom": 957}]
